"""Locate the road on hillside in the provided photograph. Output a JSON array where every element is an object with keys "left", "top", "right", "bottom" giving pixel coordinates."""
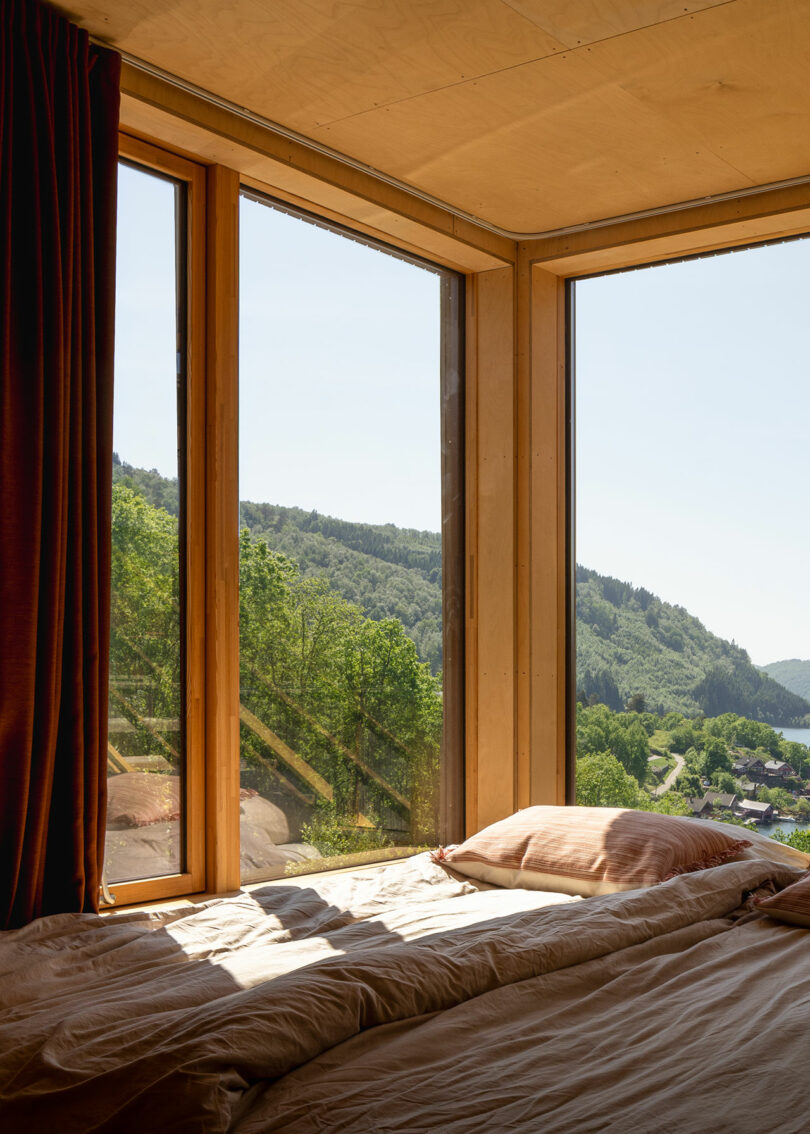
[{"left": 651, "top": 752, "right": 685, "bottom": 796}]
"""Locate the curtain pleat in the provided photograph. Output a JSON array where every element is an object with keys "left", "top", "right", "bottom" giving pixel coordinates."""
[{"left": 0, "top": 0, "right": 120, "bottom": 928}]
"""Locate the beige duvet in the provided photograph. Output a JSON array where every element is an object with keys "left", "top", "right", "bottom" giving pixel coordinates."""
[{"left": 0, "top": 852, "right": 808, "bottom": 1133}]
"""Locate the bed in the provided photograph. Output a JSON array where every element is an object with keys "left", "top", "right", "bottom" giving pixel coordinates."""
[{"left": 1, "top": 808, "right": 809, "bottom": 1133}]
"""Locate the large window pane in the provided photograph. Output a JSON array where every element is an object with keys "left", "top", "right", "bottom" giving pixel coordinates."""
[
  {"left": 238, "top": 195, "right": 450, "bottom": 882},
  {"left": 105, "top": 162, "right": 185, "bottom": 884},
  {"left": 574, "top": 240, "right": 810, "bottom": 847}
]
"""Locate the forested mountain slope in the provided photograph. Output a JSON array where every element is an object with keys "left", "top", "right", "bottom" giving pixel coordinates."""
[
  {"left": 113, "top": 457, "right": 443, "bottom": 672},
  {"left": 113, "top": 457, "right": 810, "bottom": 723},
  {"left": 577, "top": 566, "right": 810, "bottom": 724},
  {"left": 759, "top": 659, "right": 810, "bottom": 702}
]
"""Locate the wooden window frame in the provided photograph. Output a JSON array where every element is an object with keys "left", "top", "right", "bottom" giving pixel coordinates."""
[
  {"left": 108, "top": 136, "right": 468, "bottom": 906},
  {"left": 518, "top": 198, "right": 810, "bottom": 815},
  {"left": 237, "top": 186, "right": 467, "bottom": 850},
  {"left": 107, "top": 134, "right": 208, "bottom": 906},
  {"left": 114, "top": 83, "right": 810, "bottom": 900}
]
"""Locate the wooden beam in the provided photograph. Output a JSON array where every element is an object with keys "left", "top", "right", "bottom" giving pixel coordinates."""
[
  {"left": 106, "top": 743, "right": 135, "bottom": 775},
  {"left": 522, "top": 181, "right": 810, "bottom": 278},
  {"left": 239, "top": 706, "right": 334, "bottom": 802},
  {"left": 466, "top": 266, "right": 516, "bottom": 835},
  {"left": 240, "top": 738, "right": 316, "bottom": 805},
  {"left": 119, "top": 68, "right": 515, "bottom": 274},
  {"left": 528, "top": 263, "right": 568, "bottom": 807},
  {"left": 205, "top": 164, "right": 242, "bottom": 893}
]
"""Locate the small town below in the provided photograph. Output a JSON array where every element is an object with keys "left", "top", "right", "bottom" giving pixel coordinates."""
[{"left": 575, "top": 702, "right": 810, "bottom": 853}]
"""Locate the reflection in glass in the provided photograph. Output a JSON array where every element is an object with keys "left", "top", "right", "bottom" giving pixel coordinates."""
[
  {"left": 105, "top": 163, "right": 184, "bottom": 883},
  {"left": 238, "top": 195, "right": 444, "bottom": 883}
]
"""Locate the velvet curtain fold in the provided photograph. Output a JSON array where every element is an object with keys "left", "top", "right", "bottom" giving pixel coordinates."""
[{"left": 0, "top": 0, "right": 120, "bottom": 928}]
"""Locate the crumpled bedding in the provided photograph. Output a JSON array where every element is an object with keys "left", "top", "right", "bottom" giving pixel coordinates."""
[{"left": 0, "top": 853, "right": 805, "bottom": 1133}]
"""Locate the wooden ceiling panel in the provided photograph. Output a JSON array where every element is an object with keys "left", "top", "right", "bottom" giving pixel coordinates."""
[
  {"left": 588, "top": 0, "right": 810, "bottom": 186},
  {"left": 66, "top": 0, "right": 810, "bottom": 234},
  {"left": 502, "top": 0, "right": 732, "bottom": 48},
  {"left": 309, "top": 47, "right": 752, "bottom": 231},
  {"left": 66, "top": 0, "right": 566, "bottom": 129}
]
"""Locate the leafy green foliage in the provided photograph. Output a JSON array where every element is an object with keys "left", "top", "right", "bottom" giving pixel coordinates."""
[
  {"left": 576, "top": 703, "right": 650, "bottom": 782},
  {"left": 238, "top": 528, "right": 443, "bottom": 845},
  {"left": 240, "top": 499, "right": 444, "bottom": 673},
  {"left": 300, "top": 802, "right": 393, "bottom": 857},
  {"left": 113, "top": 453, "right": 179, "bottom": 517},
  {"left": 771, "top": 827, "right": 810, "bottom": 853},
  {"left": 577, "top": 703, "right": 810, "bottom": 814},
  {"left": 575, "top": 751, "right": 641, "bottom": 808},
  {"left": 110, "top": 483, "right": 181, "bottom": 752},
  {"left": 111, "top": 467, "right": 444, "bottom": 852},
  {"left": 674, "top": 768, "right": 702, "bottom": 797}
]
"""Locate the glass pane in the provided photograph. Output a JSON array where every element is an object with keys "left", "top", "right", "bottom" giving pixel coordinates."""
[
  {"left": 238, "top": 196, "right": 445, "bottom": 883},
  {"left": 106, "top": 163, "right": 185, "bottom": 883},
  {"left": 574, "top": 239, "right": 810, "bottom": 850}
]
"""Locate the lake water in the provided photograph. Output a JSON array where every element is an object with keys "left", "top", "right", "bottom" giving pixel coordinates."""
[
  {"left": 759, "top": 818, "right": 810, "bottom": 837},
  {"left": 775, "top": 726, "right": 810, "bottom": 747}
]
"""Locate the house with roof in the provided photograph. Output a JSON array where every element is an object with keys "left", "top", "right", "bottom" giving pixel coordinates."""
[
  {"left": 738, "top": 799, "right": 776, "bottom": 824},
  {"left": 763, "top": 761, "right": 797, "bottom": 785},
  {"left": 687, "top": 792, "right": 738, "bottom": 818}
]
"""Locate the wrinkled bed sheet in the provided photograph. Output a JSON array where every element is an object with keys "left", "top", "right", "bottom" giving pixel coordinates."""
[{"left": 0, "top": 853, "right": 806, "bottom": 1133}]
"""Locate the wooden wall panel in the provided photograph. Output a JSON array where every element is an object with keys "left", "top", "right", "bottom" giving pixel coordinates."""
[
  {"left": 528, "top": 265, "right": 568, "bottom": 807},
  {"left": 204, "top": 165, "right": 241, "bottom": 893},
  {"left": 466, "top": 266, "right": 516, "bottom": 834}
]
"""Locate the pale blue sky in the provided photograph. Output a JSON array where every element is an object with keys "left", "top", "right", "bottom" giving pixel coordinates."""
[
  {"left": 576, "top": 238, "right": 810, "bottom": 666},
  {"left": 239, "top": 196, "right": 441, "bottom": 531},
  {"left": 115, "top": 162, "right": 810, "bottom": 665},
  {"left": 114, "top": 165, "right": 441, "bottom": 533}
]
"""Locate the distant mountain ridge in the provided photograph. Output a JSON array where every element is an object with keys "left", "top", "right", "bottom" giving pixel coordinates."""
[
  {"left": 113, "top": 457, "right": 810, "bottom": 723},
  {"left": 577, "top": 566, "right": 810, "bottom": 725},
  {"left": 759, "top": 659, "right": 810, "bottom": 702}
]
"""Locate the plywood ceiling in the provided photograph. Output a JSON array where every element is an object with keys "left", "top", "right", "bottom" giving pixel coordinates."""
[{"left": 64, "top": 0, "right": 810, "bottom": 234}]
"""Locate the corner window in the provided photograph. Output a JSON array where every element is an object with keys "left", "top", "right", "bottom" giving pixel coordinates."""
[
  {"left": 573, "top": 238, "right": 810, "bottom": 849},
  {"left": 104, "top": 140, "right": 206, "bottom": 904},
  {"left": 238, "top": 192, "right": 463, "bottom": 882}
]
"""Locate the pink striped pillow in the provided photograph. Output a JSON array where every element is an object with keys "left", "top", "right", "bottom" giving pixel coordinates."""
[
  {"left": 433, "top": 806, "right": 751, "bottom": 896},
  {"left": 756, "top": 873, "right": 810, "bottom": 928}
]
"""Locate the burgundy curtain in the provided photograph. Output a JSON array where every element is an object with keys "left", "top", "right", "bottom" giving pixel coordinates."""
[{"left": 0, "top": 0, "right": 120, "bottom": 927}]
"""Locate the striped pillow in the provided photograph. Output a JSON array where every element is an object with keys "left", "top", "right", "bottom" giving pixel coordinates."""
[
  {"left": 757, "top": 873, "right": 810, "bottom": 928},
  {"left": 433, "top": 806, "right": 751, "bottom": 896}
]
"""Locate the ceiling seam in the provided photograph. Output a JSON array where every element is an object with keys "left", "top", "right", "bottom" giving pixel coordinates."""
[{"left": 309, "top": 0, "right": 742, "bottom": 129}]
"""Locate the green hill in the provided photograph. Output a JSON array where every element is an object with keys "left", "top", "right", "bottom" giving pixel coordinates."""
[
  {"left": 577, "top": 566, "right": 810, "bottom": 725},
  {"left": 239, "top": 500, "right": 443, "bottom": 673},
  {"left": 113, "top": 457, "right": 810, "bottom": 724},
  {"left": 759, "top": 658, "right": 810, "bottom": 702},
  {"left": 113, "top": 455, "right": 443, "bottom": 672}
]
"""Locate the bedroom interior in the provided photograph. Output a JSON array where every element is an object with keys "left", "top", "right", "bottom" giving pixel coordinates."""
[{"left": 3, "top": 1, "right": 810, "bottom": 1129}]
